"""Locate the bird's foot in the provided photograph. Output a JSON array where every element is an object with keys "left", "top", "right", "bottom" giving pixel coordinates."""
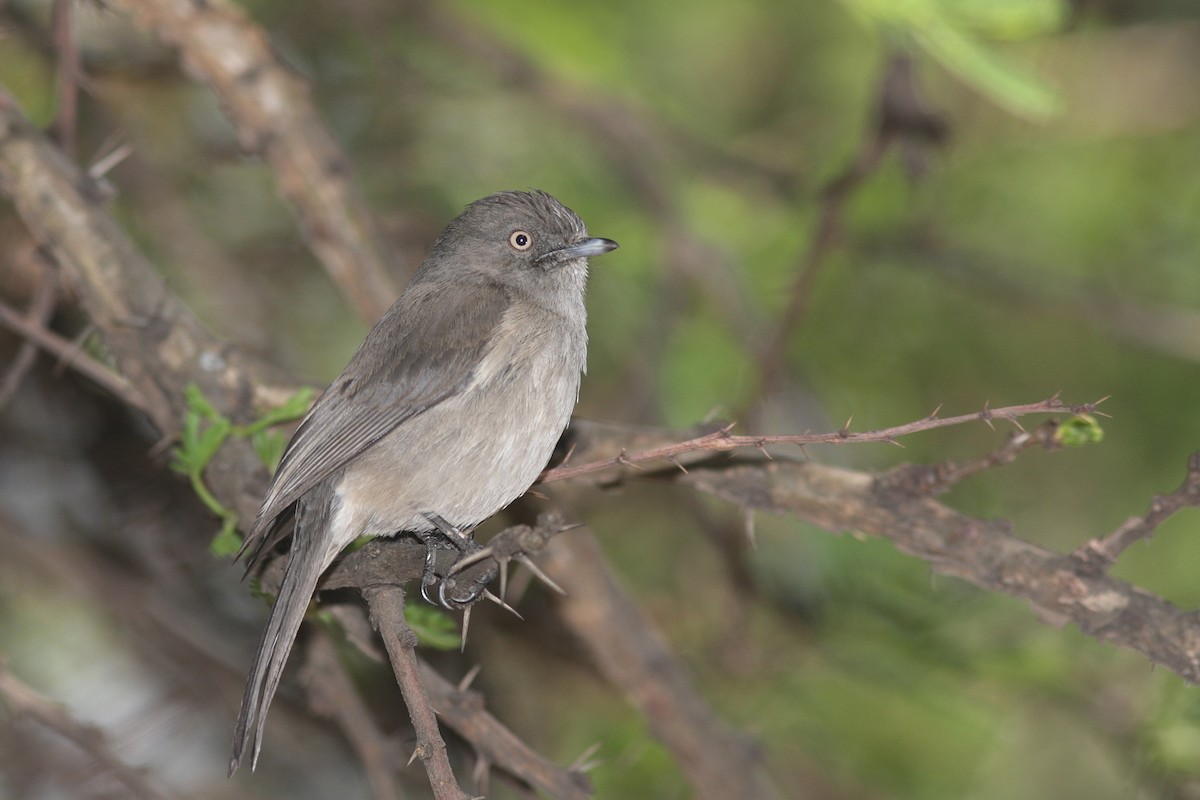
[{"left": 418, "top": 514, "right": 497, "bottom": 609}]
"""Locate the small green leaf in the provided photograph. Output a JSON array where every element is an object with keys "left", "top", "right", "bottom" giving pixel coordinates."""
[
  {"left": 193, "top": 417, "right": 233, "bottom": 465},
  {"left": 211, "top": 517, "right": 244, "bottom": 557},
  {"left": 1055, "top": 414, "right": 1104, "bottom": 447},
  {"left": 184, "top": 382, "right": 220, "bottom": 420},
  {"left": 250, "top": 429, "right": 287, "bottom": 473},
  {"left": 405, "top": 604, "right": 461, "bottom": 650},
  {"left": 238, "top": 387, "right": 315, "bottom": 436}
]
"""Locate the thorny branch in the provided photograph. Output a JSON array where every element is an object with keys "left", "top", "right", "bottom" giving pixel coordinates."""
[
  {"left": 364, "top": 585, "right": 472, "bottom": 800},
  {"left": 542, "top": 395, "right": 1101, "bottom": 485}
]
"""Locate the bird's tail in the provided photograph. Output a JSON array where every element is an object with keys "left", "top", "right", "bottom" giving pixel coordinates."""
[{"left": 229, "top": 501, "right": 336, "bottom": 775}]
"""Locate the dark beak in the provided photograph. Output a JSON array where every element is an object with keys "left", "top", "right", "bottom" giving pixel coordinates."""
[{"left": 538, "top": 237, "right": 619, "bottom": 267}]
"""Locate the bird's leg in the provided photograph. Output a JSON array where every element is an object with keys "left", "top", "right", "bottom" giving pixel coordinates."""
[{"left": 423, "top": 512, "right": 474, "bottom": 550}]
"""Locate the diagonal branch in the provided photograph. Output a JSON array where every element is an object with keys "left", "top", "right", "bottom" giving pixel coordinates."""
[
  {"left": 677, "top": 454, "right": 1200, "bottom": 683},
  {"left": 109, "top": 0, "right": 398, "bottom": 322},
  {"left": 0, "top": 661, "right": 183, "bottom": 800}
]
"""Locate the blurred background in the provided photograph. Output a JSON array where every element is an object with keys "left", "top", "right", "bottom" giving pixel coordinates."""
[{"left": 3, "top": 0, "right": 1200, "bottom": 797}]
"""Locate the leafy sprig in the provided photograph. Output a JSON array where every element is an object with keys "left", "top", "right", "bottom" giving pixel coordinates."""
[{"left": 170, "top": 383, "right": 313, "bottom": 555}]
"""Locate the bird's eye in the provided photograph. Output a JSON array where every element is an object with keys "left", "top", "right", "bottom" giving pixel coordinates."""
[{"left": 509, "top": 230, "right": 533, "bottom": 251}]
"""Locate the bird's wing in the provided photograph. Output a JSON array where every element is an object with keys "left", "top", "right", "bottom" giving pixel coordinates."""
[{"left": 240, "top": 281, "right": 510, "bottom": 569}]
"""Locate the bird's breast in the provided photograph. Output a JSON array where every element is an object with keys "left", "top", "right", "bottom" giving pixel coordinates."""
[{"left": 332, "top": 301, "right": 586, "bottom": 539}]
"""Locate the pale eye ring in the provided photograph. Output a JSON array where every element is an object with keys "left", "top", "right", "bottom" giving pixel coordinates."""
[{"left": 509, "top": 230, "right": 533, "bottom": 251}]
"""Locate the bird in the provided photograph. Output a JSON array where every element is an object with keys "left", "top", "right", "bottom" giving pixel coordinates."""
[{"left": 229, "top": 190, "right": 617, "bottom": 774}]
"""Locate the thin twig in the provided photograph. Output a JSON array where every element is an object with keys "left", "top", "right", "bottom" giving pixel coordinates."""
[
  {"left": 0, "top": 660, "right": 181, "bottom": 800},
  {"left": 753, "top": 53, "right": 949, "bottom": 408},
  {"left": 0, "top": 267, "right": 56, "bottom": 411},
  {"left": 300, "top": 631, "right": 402, "bottom": 800},
  {"left": 0, "top": 297, "right": 150, "bottom": 414},
  {"left": 541, "top": 395, "right": 1099, "bottom": 485},
  {"left": 1073, "top": 451, "right": 1200, "bottom": 570},
  {"left": 875, "top": 421, "right": 1062, "bottom": 497},
  {"left": 51, "top": 0, "right": 79, "bottom": 158}
]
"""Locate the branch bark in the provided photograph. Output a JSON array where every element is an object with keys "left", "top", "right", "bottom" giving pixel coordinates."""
[{"left": 110, "top": 0, "right": 398, "bottom": 322}]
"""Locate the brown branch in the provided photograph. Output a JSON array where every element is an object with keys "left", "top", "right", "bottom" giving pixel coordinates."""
[
  {"left": 676, "top": 454, "right": 1200, "bottom": 684},
  {"left": 0, "top": 263, "right": 56, "bottom": 411},
  {"left": 754, "top": 52, "right": 948, "bottom": 401},
  {"left": 540, "top": 530, "right": 777, "bottom": 800},
  {"left": 418, "top": 661, "right": 593, "bottom": 800},
  {"left": 109, "top": 0, "right": 398, "bottom": 322},
  {"left": 1073, "top": 451, "right": 1200, "bottom": 570},
  {"left": 363, "top": 585, "right": 472, "bottom": 800},
  {"left": 0, "top": 294, "right": 152, "bottom": 415},
  {"left": 0, "top": 660, "right": 182, "bottom": 800},
  {"left": 542, "top": 395, "right": 1099, "bottom": 485},
  {"left": 0, "top": 88, "right": 300, "bottom": 517},
  {"left": 875, "top": 420, "right": 1062, "bottom": 497},
  {"left": 300, "top": 630, "right": 404, "bottom": 800}
]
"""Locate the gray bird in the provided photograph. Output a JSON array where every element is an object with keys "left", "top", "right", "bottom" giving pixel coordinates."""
[{"left": 230, "top": 190, "right": 617, "bottom": 774}]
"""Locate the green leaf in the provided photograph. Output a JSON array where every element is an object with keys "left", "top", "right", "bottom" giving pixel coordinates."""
[
  {"left": 184, "top": 382, "right": 220, "bottom": 420},
  {"left": 838, "top": 0, "right": 1063, "bottom": 119},
  {"left": 912, "top": 15, "right": 1059, "bottom": 119},
  {"left": 1055, "top": 414, "right": 1104, "bottom": 447},
  {"left": 210, "top": 517, "right": 244, "bottom": 557},
  {"left": 193, "top": 417, "right": 233, "bottom": 466},
  {"left": 404, "top": 604, "right": 461, "bottom": 650},
  {"left": 250, "top": 429, "right": 287, "bottom": 474},
  {"left": 239, "top": 387, "right": 315, "bottom": 436}
]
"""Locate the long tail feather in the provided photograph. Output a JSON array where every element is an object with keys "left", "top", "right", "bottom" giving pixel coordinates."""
[{"left": 230, "top": 495, "right": 336, "bottom": 774}]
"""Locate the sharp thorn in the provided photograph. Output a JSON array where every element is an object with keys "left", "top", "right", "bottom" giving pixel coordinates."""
[
  {"left": 458, "top": 664, "right": 482, "bottom": 692},
  {"left": 515, "top": 554, "right": 567, "bottom": 596},
  {"left": 483, "top": 590, "right": 523, "bottom": 619}
]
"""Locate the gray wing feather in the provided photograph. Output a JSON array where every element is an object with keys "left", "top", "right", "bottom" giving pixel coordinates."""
[{"left": 240, "top": 281, "right": 510, "bottom": 569}]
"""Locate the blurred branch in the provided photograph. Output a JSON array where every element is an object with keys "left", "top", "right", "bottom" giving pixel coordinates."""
[
  {"left": 110, "top": 0, "right": 399, "bottom": 322},
  {"left": 754, "top": 52, "right": 947, "bottom": 402},
  {"left": 300, "top": 631, "right": 403, "bottom": 800},
  {"left": 541, "top": 531, "right": 778, "bottom": 800},
  {"left": 50, "top": 0, "right": 79, "bottom": 158},
  {"left": 0, "top": 260, "right": 57, "bottom": 411},
  {"left": 0, "top": 661, "right": 183, "bottom": 800},
  {"left": 896, "top": 240, "right": 1200, "bottom": 364}
]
